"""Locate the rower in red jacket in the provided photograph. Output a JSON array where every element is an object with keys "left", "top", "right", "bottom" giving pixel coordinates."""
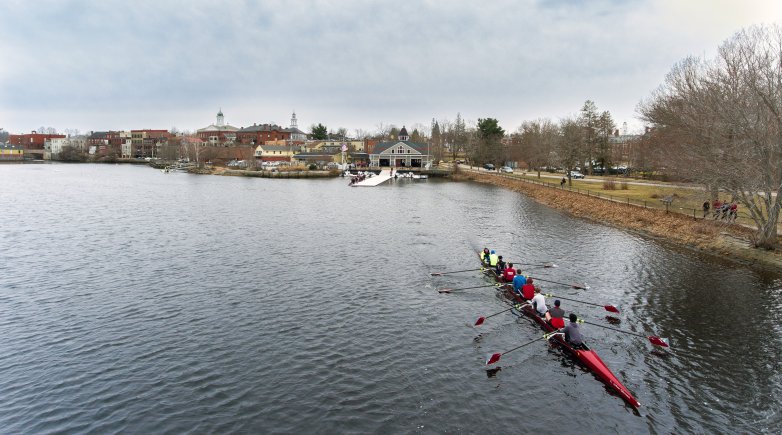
[
  {"left": 502, "top": 262, "right": 516, "bottom": 282},
  {"left": 520, "top": 278, "right": 536, "bottom": 301}
]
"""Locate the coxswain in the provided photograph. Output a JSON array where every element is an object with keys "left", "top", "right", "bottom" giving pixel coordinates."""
[
  {"left": 531, "top": 286, "right": 548, "bottom": 319},
  {"left": 503, "top": 262, "right": 516, "bottom": 282},
  {"left": 563, "top": 313, "right": 584, "bottom": 347},
  {"left": 489, "top": 250, "right": 499, "bottom": 268},
  {"left": 548, "top": 299, "right": 566, "bottom": 329},
  {"left": 495, "top": 256, "right": 506, "bottom": 276},
  {"left": 512, "top": 269, "right": 526, "bottom": 298},
  {"left": 521, "top": 278, "right": 536, "bottom": 301},
  {"left": 482, "top": 248, "right": 491, "bottom": 264}
]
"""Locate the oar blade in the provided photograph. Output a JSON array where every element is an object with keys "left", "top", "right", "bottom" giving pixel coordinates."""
[
  {"left": 430, "top": 272, "right": 443, "bottom": 276},
  {"left": 474, "top": 316, "right": 486, "bottom": 327},
  {"left": 437, "top": 288, "right": 453, "bottom": 294},
  {"left": 544, "top": 263, "right": 558, "bottom": 268},
  {"left": 649, "top": 336, "right": 670, "bottom": 348},
  {"left": 604, "top": 304, "right": 620, "bottom": 313},
  {"left": 486, "top": 352, "right": 502, "bottom": 365}
]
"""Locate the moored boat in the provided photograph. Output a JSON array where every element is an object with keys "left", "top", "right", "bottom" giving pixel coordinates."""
[{"left": 480, "top": 253, "right": 641, "bottom": 409}]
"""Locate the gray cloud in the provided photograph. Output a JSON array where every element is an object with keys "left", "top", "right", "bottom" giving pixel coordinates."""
[{"left": 1, "top": 0, "right": 780, "bottom": 133}]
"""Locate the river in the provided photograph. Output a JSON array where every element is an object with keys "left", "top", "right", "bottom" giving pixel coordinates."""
[{"left": 1, "top": 163, "right": 780, "bottom": 434}]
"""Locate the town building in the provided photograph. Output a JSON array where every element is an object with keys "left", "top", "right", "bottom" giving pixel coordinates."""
[
  {"left": 197, "top": 110, "right": 238, "bottom": 145},
  {"left": 131, "top": 129, "right": 171, "bottom": 158},
  {"left": 44, "top": 136, "right": 86, "bottom": 160},
  {"left": 8, "top": 131, "right": 66, "bottom": 159},
  {"left": 237, "top": 112, "right": 307, "bottom": 146},
  {"left": 369, "top": 126, "right": 432, "bottom": 168}
]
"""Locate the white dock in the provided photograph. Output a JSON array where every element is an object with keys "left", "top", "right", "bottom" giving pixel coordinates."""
[{"left": 352, "top": 169, "right": 393, "bottom": 187}]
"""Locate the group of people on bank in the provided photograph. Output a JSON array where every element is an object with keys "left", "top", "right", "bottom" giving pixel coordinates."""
[
  {"left": 703, "top": 199, "right": 738, "bottom": 221},
  {"left": 481, "top": 248, "right": 583, "bottom": 346}
]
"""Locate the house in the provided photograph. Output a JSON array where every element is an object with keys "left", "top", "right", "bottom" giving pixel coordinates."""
[
  {"left": 293, "top": 149, "right": 341, "bottom": 166},
  {"left": 254, "top": 144, "right": 294, "bottom": 163},
  {"left": 369, "top": 126, "right": 432, "bottom": 168},
  {"left": 0, "top": 144, "right": 24, "bottom": 161},
  {"left": 305, "top": 139, "right": 366, "bottom": 152},
  {"left": 197, "top": 110, "right": 238, "bottom": 145}
]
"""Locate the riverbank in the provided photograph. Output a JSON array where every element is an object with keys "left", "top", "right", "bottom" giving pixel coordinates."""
[{"left": 460, "top": 171, "right": 782, "bottom": 270}]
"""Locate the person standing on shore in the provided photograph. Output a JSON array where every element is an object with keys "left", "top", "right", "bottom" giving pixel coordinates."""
[{"left": 703, "top": 200, "right": 710, "bottom": 218}]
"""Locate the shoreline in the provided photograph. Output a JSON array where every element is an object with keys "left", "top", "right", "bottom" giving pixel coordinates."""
[{"left": 460, "top": 171, "right": 782, "bottom": 271}]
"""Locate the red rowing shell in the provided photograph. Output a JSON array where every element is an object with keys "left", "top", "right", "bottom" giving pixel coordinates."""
[{"left": 479, "top": 253, "right": 641, "bottom": 409}]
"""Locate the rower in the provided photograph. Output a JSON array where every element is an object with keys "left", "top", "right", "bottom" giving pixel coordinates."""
[
  {"left": 512, "top": 269, "right": 526, "bottom": 297},
  {"left": 482, "top": 248, "right": 491, "bottom": 264},
  {"left": 495, "top": 256, "right": 506, "bottom": 276},
  {"left": 521, "top": 277, "right": 536, "bottom": 301},
  {"left": 502, "top": 262, "right": 516, "bottom": 282},
  {"left": 489, "top": 250, "right": 499, "bottom": 268},
  {"left": 548, "top": 300, "right": 565, "bottom": 329},
  {"left": 563, "top": 313, "right": 584, "bottom": 347},
  {"left": 531, "top": 286, "right": 548, "bottom": 319}
]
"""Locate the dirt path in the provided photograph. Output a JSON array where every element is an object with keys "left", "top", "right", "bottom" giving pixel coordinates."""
[{"left": 461, "top": 171, "right": 782, "bottom": 271}]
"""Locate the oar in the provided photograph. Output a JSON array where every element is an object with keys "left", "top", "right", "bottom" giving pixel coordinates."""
[
  {"left": 486, "top": 332, "right": 558, "bottom": 365},
  {"left": 577, "top": 319, "right": 669, "bottom": 348},
  {"left": 474, "top": 303, "right": 529, "bottom": 326},
  {"left": 529, "top": 276, "right": 589, "bottom": 290},
  {"left": 544, "top": 294, "right": 619, "bottom": 313},
  {"left": 517, "top": 262, "right": 558, "bottom": 268},
  {"left": 430, "top": 267, "right": 485, "bottom": 276},
  {"left": 438, "top": 283, "right": 502, "bottom": 294}
]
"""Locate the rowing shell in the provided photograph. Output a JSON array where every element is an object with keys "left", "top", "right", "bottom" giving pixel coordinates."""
[{"left": 480, "top": 253, "right": 641, "bottom": 409}]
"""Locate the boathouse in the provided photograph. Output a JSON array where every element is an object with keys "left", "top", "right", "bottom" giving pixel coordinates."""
[{"left": 369, "top": 126, "right": 431, "bottom": 168}]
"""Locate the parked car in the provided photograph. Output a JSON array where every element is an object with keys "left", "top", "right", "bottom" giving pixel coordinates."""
[
  {"left": 569, "top": 171, "right": 585, "bottom": 179},
  {"left": 483, "top": 163, "right": 495, "bottom": 170},
  {"left": 500, "top": 166, "right": 513, "bottom": 173}
]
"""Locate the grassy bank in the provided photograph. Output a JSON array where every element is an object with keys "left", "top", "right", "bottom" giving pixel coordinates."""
[{"left": 460, "top": 171, "right": 782, "bottom": 270}]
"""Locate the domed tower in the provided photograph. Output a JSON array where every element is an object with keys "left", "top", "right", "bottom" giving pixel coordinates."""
[
  {"left": 398, "top": 126, "right": 409, "bottom": 141},
  {"left": 290, "top": 111, "right": 298, "bottom": 129},
  {"left": 216, "top": 109, "right": 225, "bottom": 127}
]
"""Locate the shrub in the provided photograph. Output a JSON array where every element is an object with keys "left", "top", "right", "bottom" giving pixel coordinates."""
[
  {"left": 603, "top": 178, "right": 617, "bottom": 190},
  {"left": 620, "top": 181, "right": 629, "bottom": 190},
  {"left": 308, "top": 164, "right": 318, "bottom": 170}
]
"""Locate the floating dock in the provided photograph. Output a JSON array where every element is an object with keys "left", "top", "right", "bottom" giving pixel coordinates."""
[{"left": 352, "top": 169, "right": 393, "bottom": 187}]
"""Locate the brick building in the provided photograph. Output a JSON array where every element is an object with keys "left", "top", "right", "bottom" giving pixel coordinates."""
[
  {"left": 197, "top": 110, "right": 238, "bottom": 145},
  {"left": 131, "top": 129, "right": 171, "bottom": 158},
  {"left": 9, "top": 131, "right": 66, "bottom": 150}
]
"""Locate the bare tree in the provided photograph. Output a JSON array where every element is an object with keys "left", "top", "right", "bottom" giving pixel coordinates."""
[
  {"left": 640, "top": 24, "right": 782, "bottom": 249},
  {"left": 516, "top": 119, "right": 559, "bottom": 177}
]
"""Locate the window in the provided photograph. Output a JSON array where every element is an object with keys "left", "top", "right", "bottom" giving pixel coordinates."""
[{"left": 397, "top": 146, "right": 404, "bottom": 154}]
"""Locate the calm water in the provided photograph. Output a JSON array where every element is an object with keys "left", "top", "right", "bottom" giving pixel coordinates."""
[{"left": 1, "top": 163, "right": 781, "bottom": 434}]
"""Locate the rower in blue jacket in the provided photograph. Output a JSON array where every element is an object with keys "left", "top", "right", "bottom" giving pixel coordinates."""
[{"left": 512, "top": 269, "right": 526, "bottom": 298}]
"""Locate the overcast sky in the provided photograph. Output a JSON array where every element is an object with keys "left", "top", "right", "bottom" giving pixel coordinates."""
[{"left": 1, "top": 0, "right": 781, "bottom": 136}]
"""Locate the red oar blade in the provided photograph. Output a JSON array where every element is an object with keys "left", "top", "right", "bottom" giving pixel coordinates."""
[
  {"left": 437, "top": 288, "right": 453, "bottom": 294},
  {"left": 486, "top": 352, "right": 502, "bottom": 365},
  {"left": 649, "top": 336, "right": 670, "bottom": 348},
  {"left": 474, "top": 316, "right": 486, "bottom": 327},
  {"left": 604, "top": 304, "right": 620, "bottom": 313}
]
